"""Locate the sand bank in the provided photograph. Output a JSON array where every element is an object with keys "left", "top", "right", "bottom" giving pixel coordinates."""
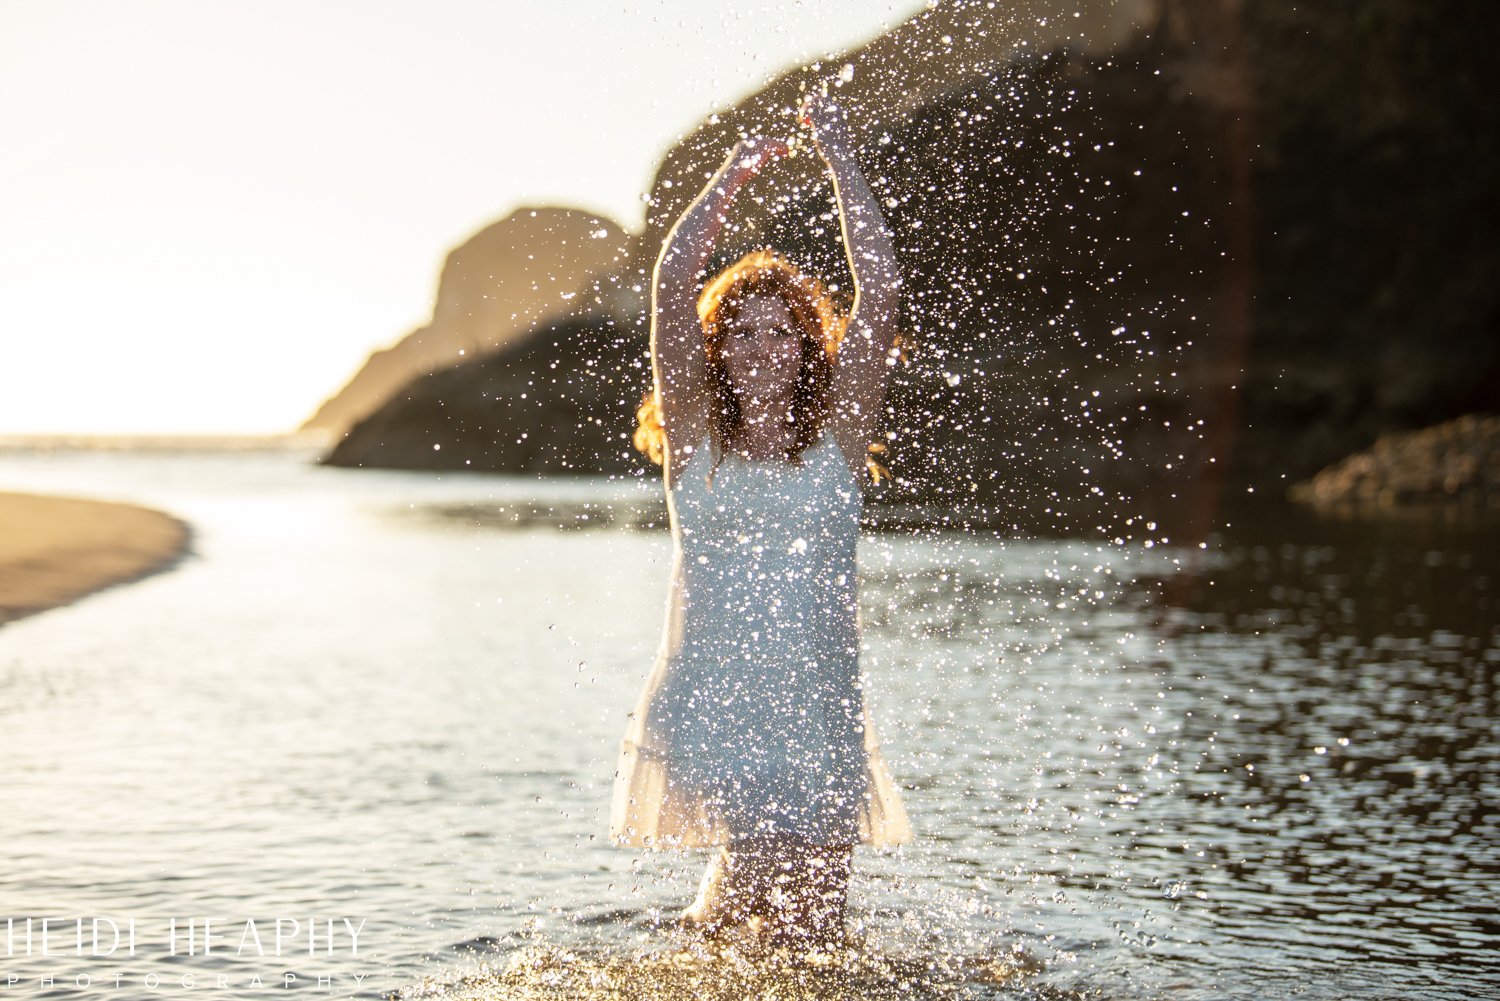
[{"left": 0, "top": 491, "right": 189, "bottom": 627}]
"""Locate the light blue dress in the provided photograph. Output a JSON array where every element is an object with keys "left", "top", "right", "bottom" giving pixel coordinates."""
[{"left": 610, "top": 432, "right": 911, "bottom": 848}]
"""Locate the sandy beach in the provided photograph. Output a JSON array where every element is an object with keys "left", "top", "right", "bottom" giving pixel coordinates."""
[{"left": 0, "top": 491, "right": 189, "bottom": 627}]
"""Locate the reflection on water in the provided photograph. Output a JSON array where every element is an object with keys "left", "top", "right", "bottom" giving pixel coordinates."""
[
  {"left": 0, "top": 451, "right": 1495, "bottom": 1000},
  {"left": 1144, "top": 512, "right": 1500, "bottom": 998}
]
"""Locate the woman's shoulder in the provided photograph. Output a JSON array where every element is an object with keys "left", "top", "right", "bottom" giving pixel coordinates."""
[{"left": 813, "top": 426, "right": 865, "bottom": 485}]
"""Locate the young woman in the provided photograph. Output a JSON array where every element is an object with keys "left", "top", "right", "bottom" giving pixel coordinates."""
[{"left": 610, "top": 94, "right": 911, "bottom": 950}]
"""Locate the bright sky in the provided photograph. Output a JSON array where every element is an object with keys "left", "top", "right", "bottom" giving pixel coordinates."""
[{"left": 0, "top": 0, "right": 919, "bottom": 436}]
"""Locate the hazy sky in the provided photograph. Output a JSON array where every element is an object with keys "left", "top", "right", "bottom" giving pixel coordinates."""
[{"left": 0, "top": 0, "right": 919, "bottom": 436}]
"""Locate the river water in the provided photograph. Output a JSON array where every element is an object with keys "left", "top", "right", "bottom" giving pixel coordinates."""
[{"left": 0, "top": 448, "right": 1495, "bottom": 1000}]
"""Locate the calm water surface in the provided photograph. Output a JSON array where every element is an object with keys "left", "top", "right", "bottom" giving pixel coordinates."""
[{"left": 0, "top": 450, "right": 1495, "bottom": 1000}]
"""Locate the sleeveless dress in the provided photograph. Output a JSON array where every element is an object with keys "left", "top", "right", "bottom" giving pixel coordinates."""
[{"left": 609, "top": 431, "right": 912, "bottom": 849}]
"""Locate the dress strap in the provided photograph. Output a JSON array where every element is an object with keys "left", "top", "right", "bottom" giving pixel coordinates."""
[{"left": 668, "top": 433, "right": 716, "bottom": 493}]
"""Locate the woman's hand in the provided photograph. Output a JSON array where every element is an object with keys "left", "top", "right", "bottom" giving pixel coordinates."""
[{"left": 726, "top": 136, "right": 791, "bottom": 182}]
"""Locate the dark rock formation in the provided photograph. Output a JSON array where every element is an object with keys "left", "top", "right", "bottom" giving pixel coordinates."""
[
  {"left": 321, "top": 2, "right": 1232, "bottom": 537},
  {"left": 1290, "top": 414, "right": 1500, "bottom": 513},
  {"left": 321, "top": 313, "right": 648, "bottom": 476},
  {"left": 320, "top": 0, "right": 1499, "bottom": 537},
  {"left": 303, "top": 207, "right": 636, "bottom": 436}
]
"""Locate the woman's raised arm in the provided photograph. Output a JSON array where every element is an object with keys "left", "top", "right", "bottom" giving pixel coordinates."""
[
  {"left": 803, "top": 95, "right": 903, "bottom": 478},
  {"left": 652, "top": 137, "right": 786, "bottom": 482}
]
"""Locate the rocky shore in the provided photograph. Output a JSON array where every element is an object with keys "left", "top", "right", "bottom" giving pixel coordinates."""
[{"left": 1290, "top": 415, "right": 1500, "bottom": 514}]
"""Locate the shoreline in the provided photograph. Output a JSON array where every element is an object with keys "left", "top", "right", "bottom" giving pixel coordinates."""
[{"left": 0, "top": 491, "right": 190, "bottom": 628}]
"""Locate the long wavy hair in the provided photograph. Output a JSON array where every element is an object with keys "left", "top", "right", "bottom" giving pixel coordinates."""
[{"left": 635, "top": 249, "right": 847, "bottom": 473}]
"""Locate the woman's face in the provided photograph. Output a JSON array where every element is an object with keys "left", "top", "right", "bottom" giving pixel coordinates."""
[{"left": 720, "top": 295, "right": 801, "bottom": 401}]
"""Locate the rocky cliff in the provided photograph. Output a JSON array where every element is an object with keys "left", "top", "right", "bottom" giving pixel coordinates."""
[
  {"left": 302, "top": 207, "right": 635, "bottom": 435},
  {"left": 321, "top": 0, "right": 1499, "bottom": 535}
]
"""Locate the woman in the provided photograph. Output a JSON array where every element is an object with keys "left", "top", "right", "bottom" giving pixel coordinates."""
[{"left": 610, "top": 95, "right": 911, "bottom": 951}]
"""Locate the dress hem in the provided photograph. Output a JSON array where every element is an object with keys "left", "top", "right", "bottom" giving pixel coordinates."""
[{"left": 608, "top": 729, "right": 914, "bottom": 850}]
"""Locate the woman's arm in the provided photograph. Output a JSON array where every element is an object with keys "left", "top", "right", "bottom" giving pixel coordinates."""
[
  {"left": 803, "top": 96, "right": 903, "bottom": 478},
  {"left": 652, "top": 137, "right": 786, "bottom": 483}
]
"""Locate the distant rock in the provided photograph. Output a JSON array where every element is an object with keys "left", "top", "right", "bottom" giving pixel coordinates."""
[
  {"left": 302, "top": 207, "right": 636, "bottom": 436},
  {"left": 1290, "top": 415, "right": 1500, "bottom": 512}
]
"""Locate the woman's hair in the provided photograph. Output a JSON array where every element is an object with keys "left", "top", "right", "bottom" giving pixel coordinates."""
[{"left": 635, "top": 248, "right": 847, "bottom": 470}]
